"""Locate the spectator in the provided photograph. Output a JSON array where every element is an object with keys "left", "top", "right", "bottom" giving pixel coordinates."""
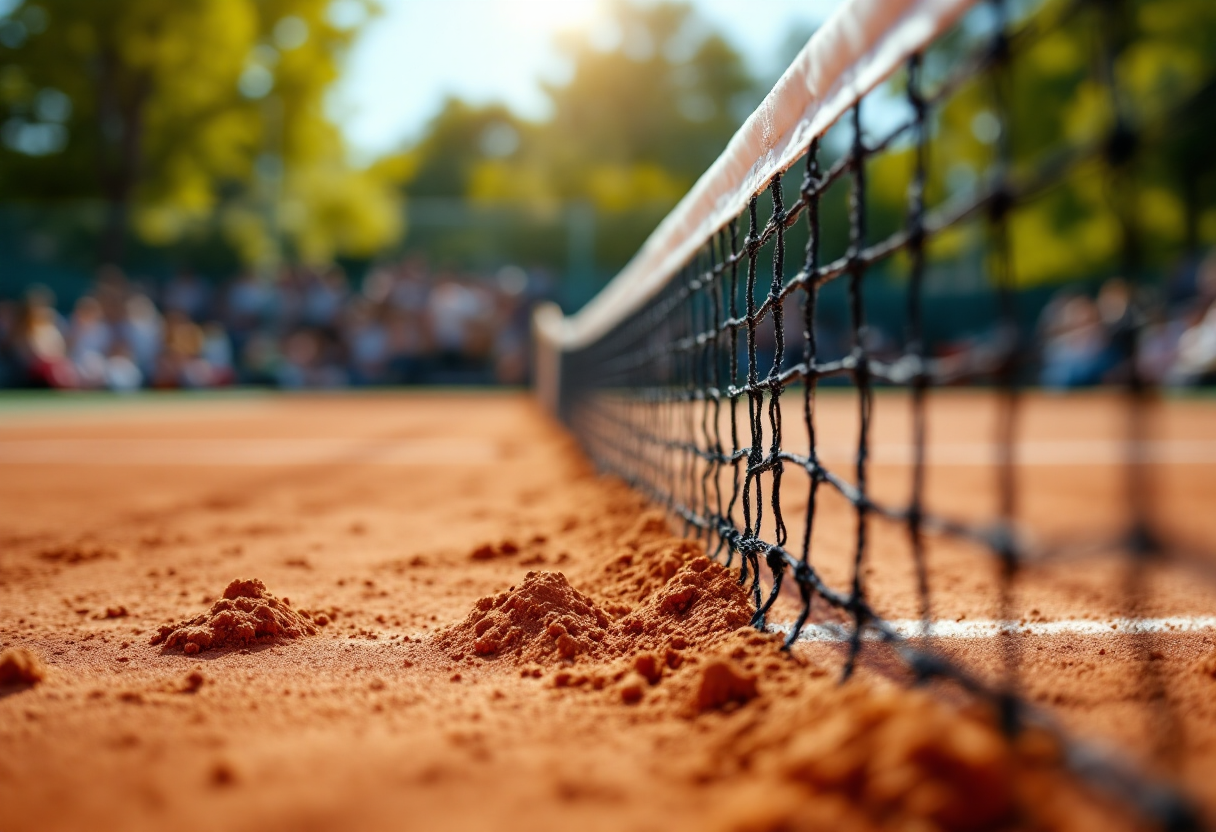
[
  {"left": 1, "top": 255, "right": 553, "bottom": 390},
  {"left": 303, "top": 267, "right": 348, "bottom": 328},
  {"left": 429, "top": 277, "right": 491, "bottom": 380},
  {"left": 201, "top": 322, "right": 235, "bottom": 385},
  {"left": 121, "top": 294, "right": 164, "bottom": 379},
  {"left": 1039, "top": 294, "right": 1108, "bottom": 388},
  {"left": 343, "top": 298, "right": 389, "bottom": 385},
  {"left": 163, "top": 270, "right": 211, "bottom": 321},
  {"left": 0, "top": 300, "right": 16, "bottom": 386},
  {"left": 1169, "top": 300, "right": 1216, "bottom": 385},
  {"left": 386, "top": 306, "right": 430, "bottom": 384},
  {"left": 1137, "top": 307, "right": 1185, "bottom": 385},
  {"left": 68, "top": 296, "right": 113, "bottom": 388},
  {"left": 226, "top": 270, "right": 273, "bottom": 334},
  {"left": 13, "top": 290, "right": 74, "bottom": 388}
]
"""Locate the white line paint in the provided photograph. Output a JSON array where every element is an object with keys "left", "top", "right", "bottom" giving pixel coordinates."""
[
  {"left": 813, "top": 440, "right": 1216, "bottom": 466},
  {"left": 772, "top": 616, "right": 1216, "bottom": 642},
  {"left": 0, "top": 438, "right": 502, "bottom": 466}
]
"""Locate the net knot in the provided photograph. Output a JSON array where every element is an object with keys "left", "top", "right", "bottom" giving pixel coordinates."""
[
  {"left": 736, "top": 535, "right": 766, "bottom": 556},
  {"left": 986, "top": 185, "right": 1014, "bottom": 222},
  {"left": 997, "top": 691, "right": 1023, "bottom": 736},
  {"left": 988, "top": 523, "right": 1020, "bottom": 572},
  {"left": 1126, "top": 522, "right": 1160, "bottom": 561},
  {"left": 1105, "top": 120, "right": 1138, "bottom": 167},
  {"left": 987, "top": 28, "right": 1011, "bottom": 67},
  {"left": 1155, "top": 795, "right": 1202, "bottom": 832},
  {"left": 908, "top": 649, "right": 951, "bottom": 683},
  {"left": 800, "top": 167, "right": 822, "bottom": 198}
]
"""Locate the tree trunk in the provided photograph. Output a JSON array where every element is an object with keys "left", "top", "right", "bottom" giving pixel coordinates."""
[{"left": 96, "top": 48, "right": 150, "bottom": 268}]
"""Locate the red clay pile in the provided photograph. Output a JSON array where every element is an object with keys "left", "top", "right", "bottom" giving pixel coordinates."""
[
  {"left": 0, "top": 647, "right": 46, "bottom": 686},
  {"left": 150, "top": 578, "right": 319, "bottom": 655},
  {"left": 436, "top": 530, "right": 751, "bottom": 672},
  {"left": 619, "top": 554, "right": 753, "bottom": 649},
  {"left": 429, "top": 505, "right": 1124, "bottom": 832},
  {"left": 436, "top": 571, "right": 614, "bottom": 663}
]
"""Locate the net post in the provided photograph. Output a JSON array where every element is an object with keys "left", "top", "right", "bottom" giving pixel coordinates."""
[{"left": 531, "top": 302, "right": 565, "bottom": 418}]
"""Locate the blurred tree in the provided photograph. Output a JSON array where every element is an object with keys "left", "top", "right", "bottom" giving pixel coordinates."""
[
  {"left": 383, "top": 0, "right": 760, "bottom": 277},
  {"left": 536, "top": 0, "right": 756, "bottom": 197},
  {"left": 910, "top": 0, "right": 1216, "bottom": 286},
  {"left": 0, "top": 0, "right": 401, "bottom": 268},
  {"left": 391, "top": 99, "right": 531, "bottom": 201}
]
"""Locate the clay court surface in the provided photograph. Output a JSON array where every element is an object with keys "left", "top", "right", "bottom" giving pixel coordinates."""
[{"left": 2, "top": 390, "right": 1216, "bottom": 831}]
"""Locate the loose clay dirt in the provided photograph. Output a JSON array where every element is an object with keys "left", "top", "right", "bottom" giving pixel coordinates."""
[{"left": 0, "top": 391, "right": 1214, "bottom": 832}]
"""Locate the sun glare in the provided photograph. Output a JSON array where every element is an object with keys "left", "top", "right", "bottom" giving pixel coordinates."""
[{"left": 497, "top": 0, "right": 603, "bottom": 37}]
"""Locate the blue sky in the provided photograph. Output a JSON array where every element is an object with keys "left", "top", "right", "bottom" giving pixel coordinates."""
[{"left": 330, "top": 0, "right": 843, "bottom": 162}]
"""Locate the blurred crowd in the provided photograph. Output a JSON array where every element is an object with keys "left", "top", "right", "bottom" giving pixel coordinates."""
[
  {"left": 752, "top": 248, "right": 1216, "bottom": 390},
  {"left": 1036, "top": 249, "right": 1216, "bottom": 388},
  {"left": 0, "top": 259, "right": 547, "bottom": 391},
  {"left": 3, "top": 249, "right": 1215, "bottom": 393}
]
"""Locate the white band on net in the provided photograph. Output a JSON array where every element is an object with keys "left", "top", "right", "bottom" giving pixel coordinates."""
[{"left": 535, "top": 0, "right": 978, "bottom": 354}]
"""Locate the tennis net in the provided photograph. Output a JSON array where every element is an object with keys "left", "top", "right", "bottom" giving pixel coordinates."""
[{"left": 535, "top": 0, "right": 1215, "bottom": 827}]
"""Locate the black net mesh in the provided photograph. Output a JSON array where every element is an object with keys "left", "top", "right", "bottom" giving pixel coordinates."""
[{"left": 555, "top": 0, "right": 1216, "bottom": 827}]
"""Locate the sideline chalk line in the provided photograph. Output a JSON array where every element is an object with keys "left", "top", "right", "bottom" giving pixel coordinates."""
[{"left": 771, "top": 615, "right": 1216, "bottom": 642}]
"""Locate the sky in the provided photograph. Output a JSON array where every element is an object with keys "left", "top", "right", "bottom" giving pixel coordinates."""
[{"left": 330, "top": 0, "right": 844, "bottom": 163}]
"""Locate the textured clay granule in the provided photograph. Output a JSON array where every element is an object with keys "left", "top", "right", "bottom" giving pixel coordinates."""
[
  {"left": 436, "top": 553, "right": 751, "bottom": 668},
  {"left": 150, "top": 578, "right": 318, "bottom": 655},
  {"left": 436, "top": 571, "right": 614, "bottom": 663},
  {"left": 1194, "top": 650, "right": 1216, "bottom": 679},
  {"left": 695, "top": 659, "right": 759, "bottom": 711},
  {"left": 590, "top": 511, "right": 704, "bottom": 611},
  {"left": 432, "top": 534, "right": 1101, "bottom": 831},
  {"left": 38, "top": 541, "right": 122, "bottom": 564},
  {"left": 0, "top": 647, "right": 46, "bottom": 686},
  {"left": 755, "top": 686, "right": 1025, "bottom": 832},
  {"left": 619, "top": 555, "right": 753, "bottom": 650}
]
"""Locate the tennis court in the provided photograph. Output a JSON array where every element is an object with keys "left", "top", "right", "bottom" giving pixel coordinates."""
[
  {"left": 3, "top": 0, "right": 1215, "bottom": 828},
  {"left": 0, "top": 390, "right": 1213, "bottom": 831}
]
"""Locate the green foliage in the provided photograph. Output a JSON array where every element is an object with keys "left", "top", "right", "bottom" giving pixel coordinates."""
[
  {"left": 926, "top": 0, "right": 1216, "bottom": 286},
  {"left": 0, "top": 0, "right": 402, "bottom": 267},
  {"left": 382, "top": 0, "right": 761, "bottom": 279},
  {"left": 845, "top": 0, "right": 1216, "bottom": 289}
]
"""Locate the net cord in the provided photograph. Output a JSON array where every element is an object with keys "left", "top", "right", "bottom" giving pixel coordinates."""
[{"left": 535, "top": 0, "right": 979, "bottom": 354}]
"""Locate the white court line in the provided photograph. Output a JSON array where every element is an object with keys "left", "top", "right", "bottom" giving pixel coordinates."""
[
  {"left": 814, "top": 440, "right": 1216, "bottom": 466},
  {"left": 0, "top": 438, "right": 502, "bottom": 465},
  {"left": 772, "top": 616, "right": 1216, "bottom": 642}
]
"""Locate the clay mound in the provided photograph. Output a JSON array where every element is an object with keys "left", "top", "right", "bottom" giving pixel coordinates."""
[
  {"left": 695, "top": 659, "right": 759, "bottom": 712},
  {"left": 436, "top": 571, "right": 614, "bottom": 663},
  {"left": 150, "top": 578, "right": 317, "bottom": 655},
  {"left": 765, "top": 686, "right": 1023, "bottom": 832},
  {"left": 590, "top": 511, "right": 704, "bottom": 611},
  {"left": 469, "top": 539, "right": 519, "bottom": 560},
  {"left": 38, "top": 541, "right": 121, "bottom": 564},
  {"left": 619, "top": 556, "right": 752, "bottom": 649},
  {"left": 1194, "top": 649, "right": 1216, "bottom": 679},
  {"left": 0, "top": 647, "right": 46, "bottom": 686}
]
